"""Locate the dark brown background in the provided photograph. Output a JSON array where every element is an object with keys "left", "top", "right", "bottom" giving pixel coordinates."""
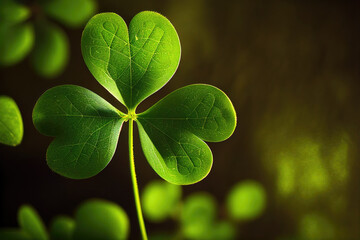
[{"left": 1, "top": 0, "right": 359, "bottom": 239}]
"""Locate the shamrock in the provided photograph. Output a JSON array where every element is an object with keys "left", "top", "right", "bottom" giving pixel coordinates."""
[
  {"left": 0, "top": 0, "right": 96, "bottom": 78},
  {"left": 33, "top": 11, "right": 236, "bottom": 239}
]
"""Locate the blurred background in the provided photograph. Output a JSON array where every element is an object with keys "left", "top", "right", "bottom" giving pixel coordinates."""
[{"left": 1, "top": 0, "right": 359, "bottom": 239}]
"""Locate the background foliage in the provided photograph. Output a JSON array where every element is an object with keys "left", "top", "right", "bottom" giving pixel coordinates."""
[{"left": 0, "top": 0, "right": 359, "bottom": 239}]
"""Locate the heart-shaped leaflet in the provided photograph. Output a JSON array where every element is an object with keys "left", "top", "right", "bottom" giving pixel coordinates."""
[{"left": 81, "top": 11, "right": 181, "bottom": 110}]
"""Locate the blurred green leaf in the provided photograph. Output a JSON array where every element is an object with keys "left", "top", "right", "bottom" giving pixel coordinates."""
[
  {"left": 142, "top": 180, "right": 182, "bottom": 222},
  {"left": 73, "top": 199, "right": 129, "bottom": 240},
  {"left": 180, "top": 193, "right": 217, "bottom": 239},
  {"left": 41, "top": 0, "right": 96, "bottom": 28},
  {"left": 0, "top": 96, "right": 23, "bottom": 146},
  {"left": 81, "top": 11, "right": 181, "bottom": 109},
  {"left": 18, "top": 205, "right": 48, "bottom": 240},
  {"left": 137, "top": 84, "right": 236, "bottom": 184},
  {"left": 0, "top": 0, "right": 30, "bottom": 23},
  {"left": 226, "top": 180, "right": 266, "bottom": 221},
  {"left": 210, "top": 221, "right": 236, "bottom": 240},
  {"left": 0, "top": 228, "right": 32, "bottom": 240},
  {"left": 31, "top": 21, "right": 69, "bottom": 78},
  {"left": 0, "top": 22, "right": 34, "bottom": 66},
  {"left": 32, "top": 85, "right": 125, "bottom": 179},
  {"left": 50, "top": 216, "right": 75, "bottom": 240}
]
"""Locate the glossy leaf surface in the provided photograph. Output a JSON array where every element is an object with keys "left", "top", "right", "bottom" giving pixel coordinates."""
[
  {"left": 41, "top": 0, "right": 97, "bottom": 28},
  {"left": 137, "top": 84, "right": 236, "bottom": 184},
  {"left": 0, "top": 96, "right": 23, "bottom": 146},
  {"left": 34, "top": 11, "right": 236, "bottom": 186},
  {"left": 81, "top": 11, "right": 181, "bottom": 109},
  {"left": 50, "top": 216, "right": 75, "bottom": 240},
  {"left": 73, "top": 199, "right": 129, "bottom": 240},
  {"left": 31, "top": 21, "right": 69, "bottom": 78},
  {"left": 0, "top": 22, "right": 34, "bottom": 66},
  {"left": 18, "top": 205, "right": 48, "bottom": 240},
  {"left": 142, "top": 180, "right": 181, "bottom": 222},
  {"left": 33, "top": 85, "right": 125, "bottom": 179}
]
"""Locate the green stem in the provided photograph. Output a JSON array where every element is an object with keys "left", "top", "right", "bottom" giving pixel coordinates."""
[{"left": 129, "top": 119, "right": 148, "bottom": 240}]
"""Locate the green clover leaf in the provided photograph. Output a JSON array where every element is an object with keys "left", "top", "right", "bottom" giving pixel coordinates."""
[
  {"left": 18, "top": 205, "right": 49, "bottom": 240},
  {"left": 31, "top": 21, "right": 69, "bottom": 78},
  {"left": 81, "top": 11, "right": 181, "bottom": 109},
  {"left": 73, "top": 199, "right": 129, "bottom": 240},
  {"left": 33, "top": 11, "right": 236, "bottom": 239},
  {"left": 137, "top": 84, "right": 236, "bottom": 184},
  {"left": 49, "top": 216, "right": 75, "bottom": 240},
  {"left": 0, "top": 96, "right": 23, "bottom": 146},
  {"left": 33, "top": 85, "right": 125, "bottom": 179},
  {"left": 0, "top": 0, "right": 96, "bottom": 77},
  {"left": 180, "top": 193, "right": 217, "bottom": 239},
  {"left": 0, "top": 22, "right": 34, "bottom": 66},
  {"left": 0, "top": 0, "right": 30, "bottom": 24},
  {"left": 142, "top": 180, "right": 182, "bottom": 222},
  {"left": 0, "top": 204, "right": 47, "bottom": 240},
  {"left": 0, "top": 200, "right": 130, "bottom": 240},
  {"left": 40, "top": 0, "right": 97, "bottom": 28},
  {"left": 226, "top": 180, "right": 266, "bottom": 221},
  {"left": 34, "top": 11, "right": 236, "bottom": 182}
]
